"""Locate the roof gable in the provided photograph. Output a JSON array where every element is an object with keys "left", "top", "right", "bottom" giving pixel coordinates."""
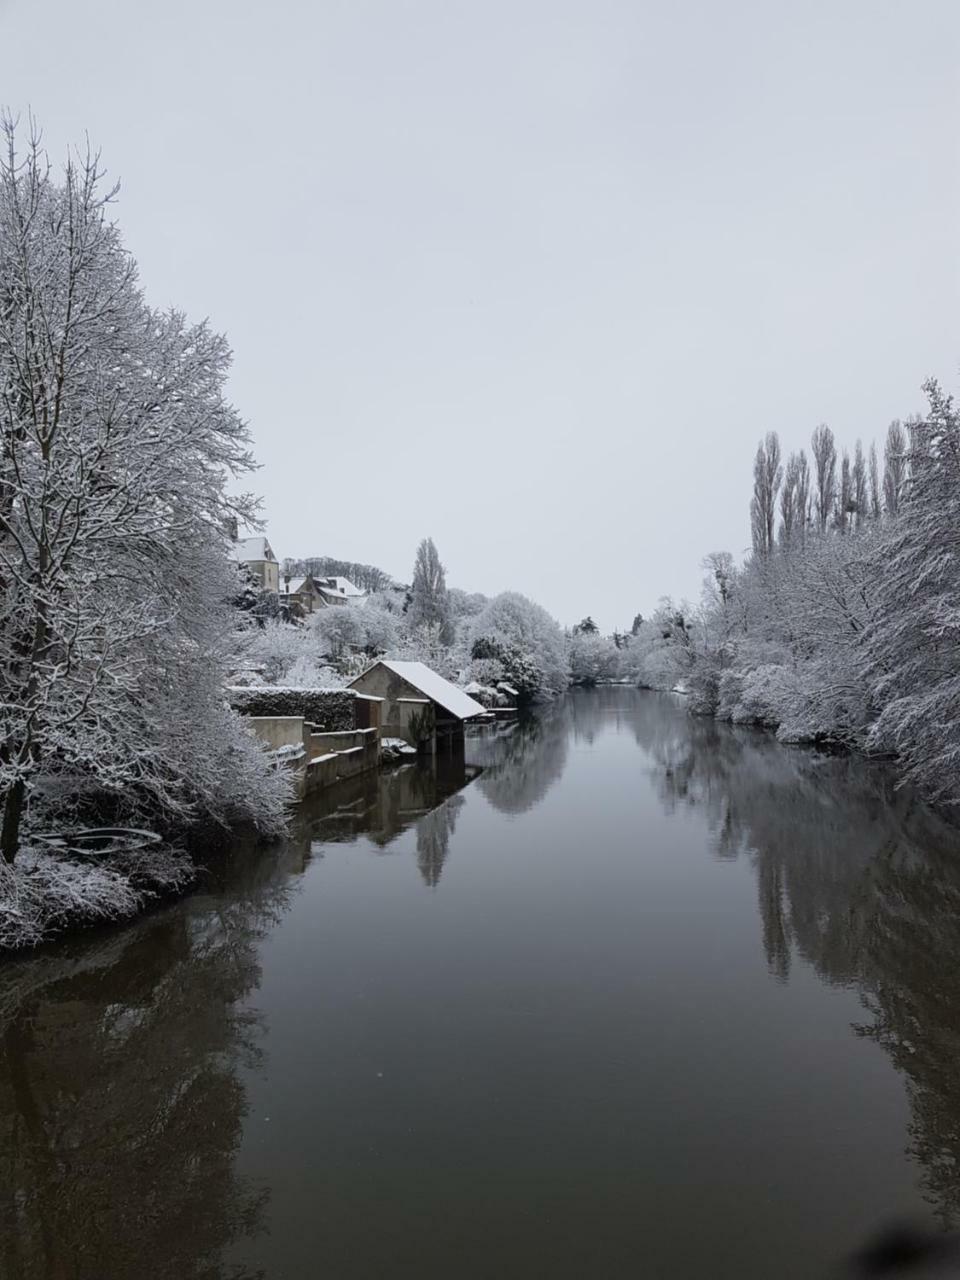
[
  {"left": 352, "top": 661, "right": 486, "bottom": 720},
  {"left": 233, "top": 536, "right": 277, "bottom": 563}
]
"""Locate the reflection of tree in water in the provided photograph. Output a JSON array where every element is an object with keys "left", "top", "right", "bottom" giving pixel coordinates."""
[
  {"left": 473, "top": 708, "right": 570, "bottom": 815},
  {"left": 416, "top": 794, "right": 466, "bottom": 887},
  {"left": 0, "top": 840, "right": 299, "bottom": 1280},
  {"left": 471, "top": 687, "right": 665, "bottom": 816},
  {"left": 639, "top": 689, "right": 960, "bottom": 1223}
]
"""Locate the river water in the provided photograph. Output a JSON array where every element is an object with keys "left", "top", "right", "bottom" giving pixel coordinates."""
[{"left": 4, "top": 687, "right": 960, "bottom": 1278}]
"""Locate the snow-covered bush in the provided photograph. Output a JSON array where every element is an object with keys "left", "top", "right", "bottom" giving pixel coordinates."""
[
  {"left": 568, "top": 631, "right": 621, "bottom": 685},
  {"left": 242, "top": 619, "right": 315, "bottom": 684},
  {"left": 0, "top": 841, "right": 196, "bottom": 950},
  {"left": 312, "top": 606, "right": 368, "bottom": 658},
  {"left": 468, "top": 593, "right": 569, "bottom": 701}
]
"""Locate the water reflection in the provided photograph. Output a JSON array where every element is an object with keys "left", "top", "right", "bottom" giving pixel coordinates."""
[
  {"left": 298, "top": 755, "right": 481, "bottom": 887},
  {"left": 0, "top": 756, "right": 483, "bottom": 1277},
  {"left": 0, "top": 842, "right": 298, "bottom": 1280},
  {"left": 634, "top": 691, "right": 960, "bottom": 1225},
  {"left": 470, "top": 708, "right": 570, "bottom": 815},
  {"left": 6, "top": 690, "right": 960, "bottom": 1275}
]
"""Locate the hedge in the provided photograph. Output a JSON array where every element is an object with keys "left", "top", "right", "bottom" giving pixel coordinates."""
[{"left": 228, "top": 686, "right": 357, "bottom": 731}]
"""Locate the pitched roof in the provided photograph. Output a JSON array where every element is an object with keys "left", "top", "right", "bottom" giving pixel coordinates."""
[
  {"left": 352, "top": 660, "right": 486, "bottom": 720},
  {"left": 328, "top": 576, "right": 364, "bottom": 596},
  {"left": 231, "top": 536, "right": 276, "bottom": 563}
]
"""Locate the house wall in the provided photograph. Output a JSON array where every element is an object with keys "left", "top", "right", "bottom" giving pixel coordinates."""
[
  {"left": 349, "top": 665, "right": 436, "bottom": 748},
  {"left": 245, "top": 716, "right": 306, "bottom": 753},
  {"left": 244, "top": 558, "right": 280, "bottom": 593}
]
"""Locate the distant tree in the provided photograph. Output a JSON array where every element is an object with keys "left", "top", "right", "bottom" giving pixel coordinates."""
[
  {"left": 779, "top": 454, "right": 799, "bottom": 548},
  {"left": 703, "top": 551, "right": 735, "bottom": 605},
  {"left": 569, "top": 631, "right": 620, "bottom": 684},
  {"left": 408, "top": 537, "right": 454, "bottom": 644},
  {"left": 750, "top": 433, "right": 782, "bottom": 557},
  {"left": 631, "top": 613, "right": 644, "bottom": 635},
  {"left": 834, "top": 450, "right": 853, "bottom": 533},
  {"left": 811, "top": 424, "right": 837, "bottom": 533},
  {"left": 852, "top": 440, "right": 868, "bottom": 528},
  {"left": 286, "top": 557, "right": 394, "bottom": 593},
  {"left": 794, "top": 449, "right": 811, "bottom": 545},
  {"left": 573, "top": 616, "right": 599, "bottom": 634},
  {"left": 883, "top": 420, "right": 909, "bottom": 517},
  {"left": 869, "top": 442, "right": 882, "bottom": 520}
]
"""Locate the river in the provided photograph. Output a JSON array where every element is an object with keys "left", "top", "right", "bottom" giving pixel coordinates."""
[{"left": 3, "top": 687, "right": 960, "bottom": 1278}]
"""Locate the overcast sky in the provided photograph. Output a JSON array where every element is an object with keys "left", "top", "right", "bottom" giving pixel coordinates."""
[{"left": 2, "top": 0, "right": 957, "bottom": 631}]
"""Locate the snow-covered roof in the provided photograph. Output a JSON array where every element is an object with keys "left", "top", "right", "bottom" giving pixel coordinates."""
[
  {"left": 284, "top": 576, "right": 307, "bottom": 594},
  {"left": 329, "top": 576, "right": 364, "bottom": 596},
  {"left": 231, "top": 536, "right": 277, "bottom": 564},
  {"left": 317, "top": 582, "right": 351, "bottom": 601},
  {"left": 354, "top": 661, "right": 486, "bottom": 720}
]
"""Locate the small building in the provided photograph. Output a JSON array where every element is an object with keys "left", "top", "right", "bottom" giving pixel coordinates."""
[
  {"left": 231, "top": 536, "right": 280, "bottom": 594},
  {"left": 281, "top": 573, "right": 327, "bottom": 614},
  {"left": 315, "top": 577, "right": 352, "bottom": 607},
  {"left": 348, "top": 660, "right": 486, "bottom": 753}
]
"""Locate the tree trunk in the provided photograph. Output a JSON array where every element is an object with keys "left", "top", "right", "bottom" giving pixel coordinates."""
[{"left": 1, "top": 779, "right": 25, "bottom": 864}]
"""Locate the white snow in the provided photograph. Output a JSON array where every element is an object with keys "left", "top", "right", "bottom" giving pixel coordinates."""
[
  {"left": 358, "top": 660, "right": 487, "bottom": 720},
  {"left": 327, "top": 576, "right": 365, "bottom": 597},
  {"left": 230, "top": 536, "right": 276, "bottom": 563}
]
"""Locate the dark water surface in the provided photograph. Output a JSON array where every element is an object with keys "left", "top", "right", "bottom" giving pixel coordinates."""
[{"left": 5, "top": 689, "right": 960, "bottom": 1278}]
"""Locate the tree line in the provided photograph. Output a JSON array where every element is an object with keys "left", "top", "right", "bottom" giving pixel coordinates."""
[{"left": 629, "top": 381, "right": 960, "bottom": 807}]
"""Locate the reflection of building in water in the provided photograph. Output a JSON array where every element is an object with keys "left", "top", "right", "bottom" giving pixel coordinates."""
[
  {"left": 0, "top": 845, "right": 296, "bottom": 1280},
  {"left": 638, "top": 688, "right": 960, "bottom": 1225},
  {"left": 296, "top": 754, "right": 480, "bottom": 887}
]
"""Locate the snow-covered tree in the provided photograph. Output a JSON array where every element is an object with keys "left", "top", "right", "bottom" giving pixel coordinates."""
[
  {"left": 883, "top": 419, "right": 909, "bottom": 517},
  {"left": 866, "top": 381, "right": 960, "bottom": 801},
  {"left": 468, "top": 592, "right": 569, "bottom": 701},
  {"left": 0, "top": 119, "right": 285, "bottom": 862},
  {"left": 568, "top": 630, "right": 620, "bottom": 684},
  {"left": 811, "top": 423, "right": 837, "bottom": 533},
  {"left": 407, "top": 537, "right": 453, "bottom": 643},
  {"left": 750, "top": 432, "right": 782, "bottom": 557}
]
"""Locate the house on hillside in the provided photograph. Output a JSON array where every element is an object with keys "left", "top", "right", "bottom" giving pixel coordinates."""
[
  {"left": 231, "top": 536, "right": 280, "bottom": 594},
  {"left": 281, "top": 573, "right": 327, "bottom": 614},
  {"left": 325, "top": 576, "right": 365, "bottom": 600},
  {"left": 315, "top": 578, "right": 351, "bottom": 607},
  {"left": 349, "top": 660, "right": 486, "bottom": 754}
]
